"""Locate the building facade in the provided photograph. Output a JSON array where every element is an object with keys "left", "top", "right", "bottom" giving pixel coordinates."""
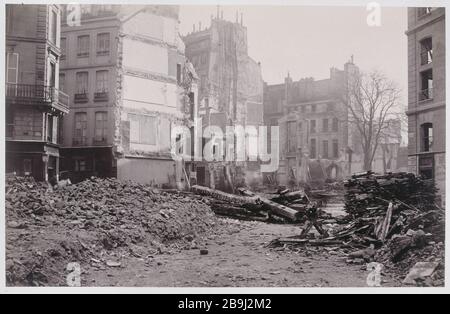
[
  {"left": 264, "top": 60, "right": 404, "bottom": 186},
  {"left": 263, "top": 62, "right": 358, "bottom": 186},
  {"left": 60, "top": 5, "right": 198, "bottom": 187},
  {"left": 406, "top": 7, "right": 445, "bottom": 204},
  {"left": 182, "top": 13, "right": 264, "bottom": 190},
  {"left": 5, "top": 4, "right": 69, "bottom": 182}
]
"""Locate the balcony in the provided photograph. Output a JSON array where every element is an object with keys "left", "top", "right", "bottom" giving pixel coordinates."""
[
  {"left": 74, "top": 93, "right": 89, "bottom": 104},
  {"left": 419, "top": 88, "right": 434, "bottom": 102},
  {"left": 94, "top": 91, "right": 109, "bottom": 102},
  {"left": 96, "top": 50, "right": 110, "bottom": 57},
  {"left": 93, "top": 136, "right": 108, "bottom": 146},
  {"left": 421, "top": 51, "right": 433, "bottom": 66},
  {"left": 5, "top": 83, "right": 69, "bottom": 113},
  {"left": 72, "top": 137, "right": 88, "bottom": 146}
]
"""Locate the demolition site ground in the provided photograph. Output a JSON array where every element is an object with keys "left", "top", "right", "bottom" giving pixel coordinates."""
[{"left": 5, "top": 174, "right": 445, "bottom": 287}]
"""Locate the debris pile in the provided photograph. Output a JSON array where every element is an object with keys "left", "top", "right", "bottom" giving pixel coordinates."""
[
  {"left": 191, "top": 185, "right": 310, "bottom": 223},
  {"left": 344, "top": 172, "right": 437, "bottom": 217},
  {"left": 271, "top": 171, "right": 445, "bottom": 286},
  {"left": 6, "top": 176, "right": 220, "bottom": 286}
]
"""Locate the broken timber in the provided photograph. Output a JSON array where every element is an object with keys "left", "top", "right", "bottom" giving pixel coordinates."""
[{"left": 192, "top": 185, "right": 302, "bottom": 222}]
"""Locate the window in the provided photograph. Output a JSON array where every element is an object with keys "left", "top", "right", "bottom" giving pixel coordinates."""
[
  {"left": 129, "top": 114, "right": 157, "bottom": 145},
  {"left": 310, "top": 139, "right": 316, "bottom": 159},
  {"left": 95, "top": 70, "right": 108, "bottom": 93},
  {"left": 418, "top": 155, "right": 434, "bottom": 180},
  {"left": 421, "top": 123, "right": 433, "bottom": 152},
  {"left": 76, "top": 72, "right": 88, "bottom": 94},
  {"left": 59, "top": 74, "right": 65, "bottom": 92},
  {"left": 23, "top": 159, "right": 32, "bottom": 175},
  {"left": 327, "top": 103, "right": 335, "bottom": 111},
  {"left": 60, "top": 38, "right": 66, "bottom": 59},
  {"left": 74, "top": 159, "right": 88, "bottom": 172},
  {"left": 420, "top": 38, "right": 433, "bottom": 65},
  {"left": 419, "top": 69, "right": 433, "bottom": 101},
  {"left": 177, "top": 63, "right": 182, "bottom": 84},
  {"left": 287, "top": 121, "right": 297, "bottom": 153},
  {"left": 418, "top": 7, "right": 434, "bottom": 18},
  {"left": 311, "top": 104, "right": 317, "bottom": 112},
  {"left": 310, "top": 120, "right": 316, "bottom": 133},
  {"left": 49, "top": 9, "right": 58, "bottom": 44},
  {"left": 97, "top": 33, "right": 110, "bottom": 56},
  {"left": 77, "top": 35, "right": 90, "bottom": 57},
  {"left": 322, "top": 118, "right": 329, "bottom": 132},
  {"left": 332, "top": 139, "right": 339, "bottom": 158},
  {"left": 6, "top": 52, "right": 19, "bottom": 84},
  {"left": 332, "top": 117, "right": 339, "bottom": 132},
  {"left": 189, "top": 92, "right": 195, "bottom": 119},
  {"left": 322, "top": 140, "right": 329, "bottom": 159},
  {"left": 94, "top": 112, "right": 108, "bottom": 143},
  {"left": 74, "top": 112, "right": 87, "bottom": 144},
  {"left": 49, "top": 62, "right": 56, "bottom": 87}
]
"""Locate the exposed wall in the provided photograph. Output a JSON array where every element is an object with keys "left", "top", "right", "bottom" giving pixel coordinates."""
[{"left": 117, "top": 157, "right": 176, "bottom": 186}]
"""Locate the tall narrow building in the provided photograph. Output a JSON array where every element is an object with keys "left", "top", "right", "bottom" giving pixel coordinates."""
[
  {"left": 5, "top": 4, "right": 69, "bottom": 182},
  {"left": 183, "top": 14, "right": 264, "bottom": 189},
  {"left": 406, "top": 7, "right": 445, "bottom": 205},
  {"left": 59, "top": 5, "right": 198, "bottom": 186}
]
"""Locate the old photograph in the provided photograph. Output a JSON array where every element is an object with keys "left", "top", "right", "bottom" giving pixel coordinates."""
[{"left": 2, "top": 1, "right": 447, "bottom": 293}]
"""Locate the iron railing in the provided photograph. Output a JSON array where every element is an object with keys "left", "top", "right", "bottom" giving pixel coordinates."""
[
  {"left": 421, "top": 51, "right": 433, "bottom": 65},
  {"left": 6, "top": 83, "right": 69, "bottom": 112},
  {"left": 73, "top": 137, "right": 88, "bottom": 146},
  {"left": 419, "top": 88, "right": 434, "bottom": 101}
]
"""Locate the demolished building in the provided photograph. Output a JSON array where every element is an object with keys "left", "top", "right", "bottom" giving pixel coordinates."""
[
  {"left": 59, "top": 5, "right": 198, "bottom": 187},
  {"left": 183, "top": 12, "right": 264, "bottom": 191}
]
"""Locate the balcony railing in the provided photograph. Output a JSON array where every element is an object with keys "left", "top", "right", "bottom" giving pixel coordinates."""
[
  {"left": 58, "top": 90, "right": 70, "bottom": 108},
  {"left": 93, "top": 136, "right": 108, "bottom": 145},
  {"left": 6, "top": 83, "right": 53, "bottom": 101},
  {"left": 74, "top": 93, "right": 89, "bottom": 103},
  {"left": 94, "top": 91, "right": 109, "bottom": 102},
  {"left": 419, "top": 88, "right": 434, "bottom": 101},
  {"left": 73, "top": 137, "right": 88, "bottom": 146},
  {"left": 6, "top": 83, "right": 69, "bottom": 113},
  {"left": 421, "top": 51, "right": 433, "bottom": 65}
]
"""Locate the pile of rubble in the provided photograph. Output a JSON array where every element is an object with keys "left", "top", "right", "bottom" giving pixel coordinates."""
[
  {"left": 5, "top": 176, "right": 219, "bottom": 286},
  {"left": 191, "top": 185, "right": 311, "bottom": 223},
  {"left": 344, "top": 172, "right": 438, "bottom": 217},
  {"left": 270, "top": 171, "right": 445, "bottom": 286}
]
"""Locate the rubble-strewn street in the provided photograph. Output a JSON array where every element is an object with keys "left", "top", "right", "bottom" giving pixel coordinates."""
[
  {"left": 4, "top": 176, "right": 370, "bottom": 287},
  {"left": 5, "top": 174, "right": 444, "bottom": 287}
]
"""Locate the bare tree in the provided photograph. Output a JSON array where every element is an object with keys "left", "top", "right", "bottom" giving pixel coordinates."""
[{"left": 345, "top": 70, "right": 403, "bottom": 172}]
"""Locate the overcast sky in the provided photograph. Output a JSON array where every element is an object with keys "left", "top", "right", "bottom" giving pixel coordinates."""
[{"left": 179, "top": 5, "right": 408, "bottom": 109}]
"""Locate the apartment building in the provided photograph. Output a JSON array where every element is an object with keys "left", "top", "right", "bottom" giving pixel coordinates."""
[
  {"left": 5, "top": 4, "right": 69, "bottom": 182},
  {"left": 406, "top": 7, "right": 446, "bottom": 204},
  {"left": 263, "top": 61, "right": 357, "bottom": 185},
  {"left": 60, "top": 5, "right": 198, "bottom": 186}
]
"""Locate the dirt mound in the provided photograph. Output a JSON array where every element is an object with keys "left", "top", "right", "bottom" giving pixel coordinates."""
[{"left": 5, "top": 176, "right": 219, "bottom": 286}]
